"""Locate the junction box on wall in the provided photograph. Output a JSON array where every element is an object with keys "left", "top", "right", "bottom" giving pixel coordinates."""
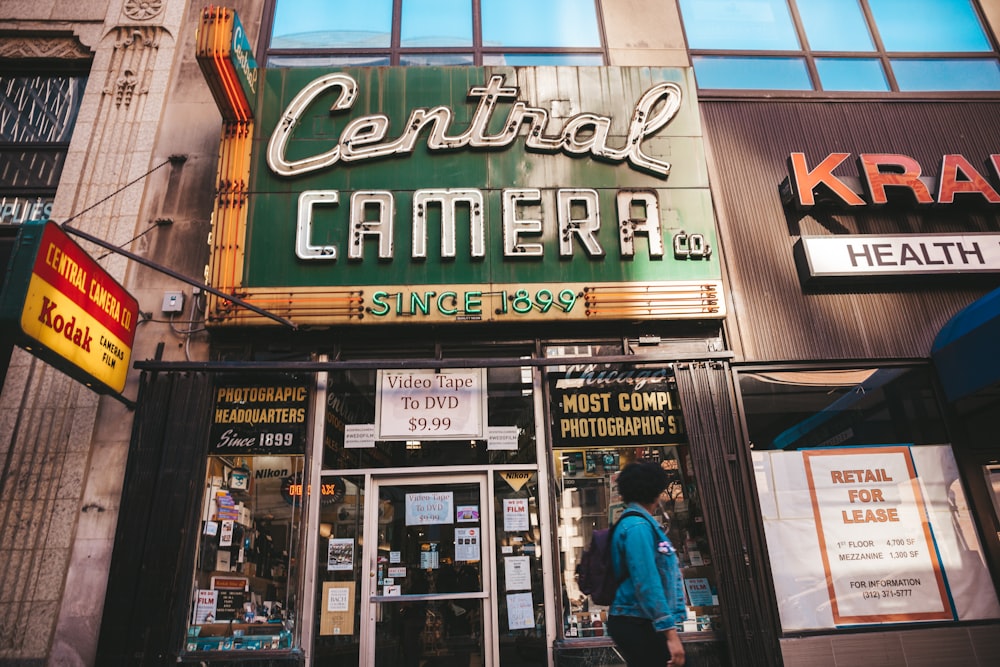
[{"left": 162, "top": 290, "right": 184, "bottom": 313}]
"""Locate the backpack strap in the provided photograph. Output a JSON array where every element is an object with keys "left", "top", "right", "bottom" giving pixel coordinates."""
[{"left": 612, "top": 508, "right": 663, "bottom": 582}]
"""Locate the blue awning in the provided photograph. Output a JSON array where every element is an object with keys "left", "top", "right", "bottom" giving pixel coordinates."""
[{"left": 932, "top": 287, "right": 1000, "bottom": 402}]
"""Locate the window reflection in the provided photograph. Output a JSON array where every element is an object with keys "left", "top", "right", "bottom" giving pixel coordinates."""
[
  {"left": 892, "top": 58, "right": 1000, "bottom": 91},
  {"left": 816, "top": 58, "right": 888, "bottom": 92},
  {"left": 869, "top": 0, "right": 992, "bottom": 52},
  {"left": 797, "top": 0, "right": 874, "bottom": 52},
  {"left": 401, "top": 0, "right": 472, "bottom": 47},
  {"left": 692, "top": 56, "right": 812, "bottom": 90},
  {"left": 483, "top": 53, "right": 603, "bottom": 66},
  {"left": 272, "top": 0, "right": 392, "bottom": 49},
  {"left": 322, "top": 367, "right": 536, "bottom": 470},
  {"left": 268, "top": 0, "right": 604, "bottom": 66},
  {"left": 481, "top": 0, "right": 601, "bottom": 48},
  {"left": 680, "top": 0, "right": 1000, "bottom": 92},
  {"left": 679, "top": 0, "right": 799, "bottom": 50},
  {"left": 400, "top": 54, "right": 475, "bottom": 66},
  {"left": 266, "top": 55, "right": 391, "bottom": 68},
  {"left": 738, "top": 367, "right": 948, "bottom": 451}
]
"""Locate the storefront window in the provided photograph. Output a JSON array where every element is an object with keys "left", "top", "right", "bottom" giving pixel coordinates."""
[
  {"left": 184, "top": 376, "right": 311, "bottom": 654},
  {"left": 310, "top": 473, "right": 362, "bottom": 663},
  {"left": 986, "top": 466, "right": 1000, "bottom": 534},
  {"left": 185, "top": 454, "right": 303, "bottom": 651},
  {"left": 309, "top": 360, "right": 543, "bottom": 663},
  {"left": 547, "top": 362, "right": 721, "bottom": 639},
  {"left": 493, "top": 470, "right": 547, "bottom": 663},
  {"left": 740, "top": 366, "right": 1000, "bottom": 631}
]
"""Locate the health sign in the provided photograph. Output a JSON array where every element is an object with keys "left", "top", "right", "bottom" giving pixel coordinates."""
[{"left": 0, "top": 220, "right": 138, "bottom": 394}]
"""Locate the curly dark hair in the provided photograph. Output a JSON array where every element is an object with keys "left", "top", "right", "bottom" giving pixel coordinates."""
[{"left": 616, "top": 461, "right": 670, "bottom": 505}]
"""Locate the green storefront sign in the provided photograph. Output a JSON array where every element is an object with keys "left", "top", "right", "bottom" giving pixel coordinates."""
[{"left": 233, "top": 66, "right": 722, "bottom": 325}]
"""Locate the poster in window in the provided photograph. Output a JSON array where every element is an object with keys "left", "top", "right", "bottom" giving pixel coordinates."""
[
  {"left": 756, "top": 444, "right": 1000, "bottom": 631},
  {"left": 328, "top": 538, "right": 354, "bottom": 571},
  {"left": 506, "top": 592, "right": 535, "bottom": 630},
  {"left": 455, "top": 527, "right": 480, "bottom": 562},
  {"left": 457, "top": 505, "right": 480, "bottom": 522},
  {"left": 192, "top": 589, "right": 218, "bottom": 624},
  {"left": 320, "top": 582, "right": 355, "bottom": 636},
  {"left": 802, "top": 447, "right": 951, "bottom": 625},
  {"left": 503, "top": 498, "right": 530, "bottom": 531},
  {"left": 405, "top": 492, "right": 454, "bottom": 525},
  {"left": 216, "top": 589, "right": 246, "bottom": 621},
  {"left": 504, "top": 556, "right": 532, "bottom": 591}
]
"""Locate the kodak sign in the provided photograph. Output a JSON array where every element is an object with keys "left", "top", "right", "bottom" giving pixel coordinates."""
[{"left": 0, "top": 221, "right": 139, "bottom": 394}]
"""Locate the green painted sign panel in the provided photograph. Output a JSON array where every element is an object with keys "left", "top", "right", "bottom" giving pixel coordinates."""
[
  {"left": 239, "top": 66, "right": 723, "bottom": 324},
  {"left": 229, "top": 11, "right": 258, "bottom": 104}
]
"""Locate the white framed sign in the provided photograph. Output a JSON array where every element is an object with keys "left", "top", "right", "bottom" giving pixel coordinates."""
[
  {"left": 798, "top": 233, "right": 1000, "bottom": 278},
  {"left": 755, "top": 444, "right": 1000, "bottom": 631},
  {"left": 406, "top": 492, "right": 454, "bottom": 526},
  {"left": 375, "top": 369, "right": 487, "bottom": 440},
  {"left": 801, "top": 447, "right": 950, "bottom": 625}
]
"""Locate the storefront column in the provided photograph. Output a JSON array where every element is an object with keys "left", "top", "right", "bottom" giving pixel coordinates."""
[{"left": 674, "top": 361, "right": 782, "bottom": 667}]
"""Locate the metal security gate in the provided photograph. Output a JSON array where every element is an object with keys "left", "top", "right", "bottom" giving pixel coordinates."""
[
  {"left": 96, "top": 371, "right": 217, "bottom": 666},
  {"left": 674, "top": 361, "right": 782, "bottom": 667}
]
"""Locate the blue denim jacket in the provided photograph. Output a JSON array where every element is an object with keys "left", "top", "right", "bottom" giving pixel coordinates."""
[{"left": 609, "top": 503, "right": 687, "bottom": 632}]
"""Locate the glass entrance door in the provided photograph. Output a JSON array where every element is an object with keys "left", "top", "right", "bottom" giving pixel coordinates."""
[{"left": 365, "top": 474, "right": 493, "bottom": 667}]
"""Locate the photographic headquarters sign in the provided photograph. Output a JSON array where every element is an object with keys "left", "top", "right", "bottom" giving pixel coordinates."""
[
  {"left": 0, "top": 220, "right": 138, "bottom": 395},
  {"left": 209, "top": 379, "right": 310, "bottom": 455},
  {"left": 209, "top": 66, "right": 723, "bottom": 326}
]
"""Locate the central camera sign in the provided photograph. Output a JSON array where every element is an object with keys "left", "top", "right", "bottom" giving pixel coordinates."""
[{"left": 212, "top": 66, "right": 724, "bottom": 326}]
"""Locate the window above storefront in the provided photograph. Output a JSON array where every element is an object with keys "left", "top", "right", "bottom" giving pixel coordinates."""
[
  {"left": 0, "top": 70, "right": 87, "bottom": 225},
  {"left": 264, "top": 0, "right": 606, "bottom": 67},
  {"left": 678, "top": 0, "right": 1000, "bottom": 93}
]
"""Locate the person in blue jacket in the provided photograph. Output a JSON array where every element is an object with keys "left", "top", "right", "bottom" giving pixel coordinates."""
[{"left": 607, "top": 461, "right": 687, "bottom": 667}]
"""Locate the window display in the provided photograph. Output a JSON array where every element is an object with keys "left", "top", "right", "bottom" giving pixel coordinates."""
[
  {"left": 740, "top": 366, "right": 1000, "bottom": 631},
  {"left": 184, "top": 376, "right": 310, "bottom": 654},
  {"left": 548, "top": 364, "right": 722, "bottom": 638},
  {"left": 185, "top": 455, "right": 301, "bottom": 651},
  {"left": 556, "top": 445, "right": 720, "bottom": 637}
]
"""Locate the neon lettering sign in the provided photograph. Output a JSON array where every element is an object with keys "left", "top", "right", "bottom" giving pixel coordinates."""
[
  {"left": 267, "top": 74, "right": 683, "bottom": 179},
  {"left": 785, "top": 152, "right": 1000, "bottom": 208}
]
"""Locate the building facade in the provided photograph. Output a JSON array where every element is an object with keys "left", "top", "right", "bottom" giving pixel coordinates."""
[{"left": 2, "top": 2, "right": 1000, "bottom": 666}]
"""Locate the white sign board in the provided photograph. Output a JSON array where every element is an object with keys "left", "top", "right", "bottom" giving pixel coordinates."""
[
  {"left": 344, "top": 423, "right": 376, "bottom": 448},
  {"left": 503, "top": 498, "right": 530, "bottom": 531},
  {"left": 753, "top": 445, "right": 1000, "bottom": 631},
  {"left": 799, "top": 233, "right": 1000, "bottom": 277},
  {"left": 802, "top": 447, "right": 950, "bottom": 624},
  {"left": 405, "top": 492, "right": 454, "bottom": 526},
  {"left": 376, "top": 369, "right": 487, "bottom": 440}
]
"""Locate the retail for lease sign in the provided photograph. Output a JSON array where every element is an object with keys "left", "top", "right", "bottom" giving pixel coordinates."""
[
  {"left": 212, "top": 66, "right": 723, "bottom": 326},
  {"left": 0, "top": 220, "right": 139, "bottom": 394},
  {"left": 801, "top": 447, "right": 951, "bottom": 625}
]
